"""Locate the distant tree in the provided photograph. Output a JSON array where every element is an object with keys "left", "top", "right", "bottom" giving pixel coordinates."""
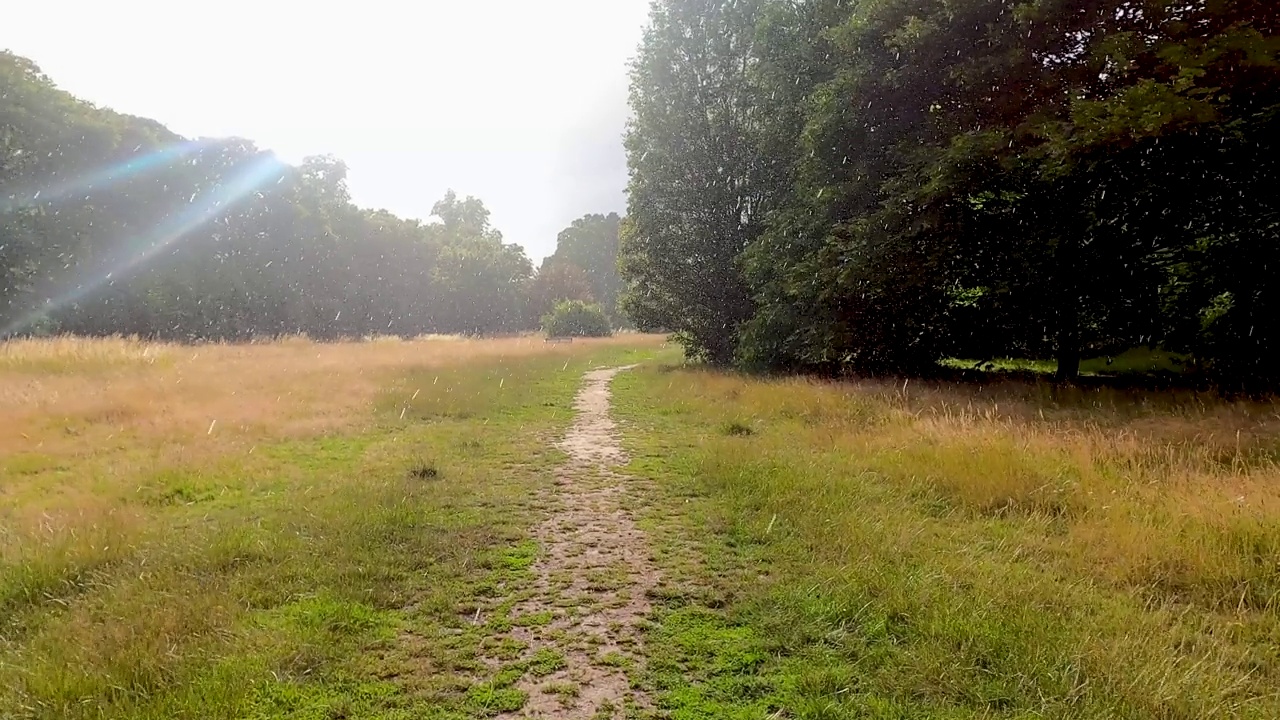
[
  {"left": 530, "top": 258, "right": 595, "bottom": 320},
  {"left": 544, "top": 213, "right": 622, "bottom": 318},
  {"left": 542, "top": 300, "right": 611, "bottom": 338},
  {"left": 426, "top": 191, "right": 533, "bottom": 334},
  {"left": 0, "top": 51, "right": 541, "bottom": 341},
  {"left": 0, "top": 128, "right": 40, "bottom": 332},
  {"left": 432, "top": 190, "right": 493, "bottom": 238}
]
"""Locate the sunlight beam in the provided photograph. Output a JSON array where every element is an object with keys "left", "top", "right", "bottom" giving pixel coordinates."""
[
  {"left": 1, "top": 140, "right": 208, "bottom": 214},
  {"left": 2, "top": 154, "right": 286, "bottom": 337}
]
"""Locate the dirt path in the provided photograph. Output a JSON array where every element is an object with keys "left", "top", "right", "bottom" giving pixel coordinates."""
[{"left": 491, "top": 365, "right": 657, "bottom": 718}]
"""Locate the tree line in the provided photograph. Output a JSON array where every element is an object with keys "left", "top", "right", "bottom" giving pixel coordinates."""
[
  {"left": 1, "top": 52, "right": 623, "bottom": 340},
  {"left": 621, "top": 0, "right": 1279, "bottom": 386}
]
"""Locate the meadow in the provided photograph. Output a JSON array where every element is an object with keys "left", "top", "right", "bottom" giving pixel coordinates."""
[
  {"left": 3, "top": 335, "right": 1279, "bottom": 718},
  {"left": 0, "top": 334, "right": 659, "bottom": 719},
  {"left": 612, "top": 364, "right": 1280, "bottom": 718}
]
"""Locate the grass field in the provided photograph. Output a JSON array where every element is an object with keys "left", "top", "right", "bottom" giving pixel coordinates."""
[
  {"left": 940, "top": 346, "right": 1190, "bottom": 377},
  {"left": 3, "top": 336, "right": 1279, "bottom": 719},
  {"left": 0, "top": 334, "right": 660, "bottom": 719},
  {"left": 612, "top": 365, "right": 1280, "bottom": 719}
]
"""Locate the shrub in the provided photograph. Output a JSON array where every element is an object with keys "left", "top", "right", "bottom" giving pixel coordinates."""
[{"left": 542, "top": 300, "right": 612, "bottom": 338}]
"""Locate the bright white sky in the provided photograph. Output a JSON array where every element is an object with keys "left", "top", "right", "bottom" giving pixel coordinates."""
[{"left": 3, "top": 0, "right": 650, "bottom": 262}]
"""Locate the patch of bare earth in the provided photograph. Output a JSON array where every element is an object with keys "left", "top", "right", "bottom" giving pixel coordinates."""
[{"left": 491, "top": 365, "right": 658, "bottom": 718}]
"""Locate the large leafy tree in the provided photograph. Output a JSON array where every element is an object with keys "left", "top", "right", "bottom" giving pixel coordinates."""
[
  {"left": 623, "top": 0, "right": 1279, "bottom": 386},
  {"left": 621, "top": 0, "right": 769, "bottom": 363},
  {"left": 914, "top": 0, "right": 1280, "bottom": 381},
  {"left": 737, "top": 0, "right": 1280, "bottom": 382},
  {"left": 426, "top": 191, "right": 533, "bottom": 334}
]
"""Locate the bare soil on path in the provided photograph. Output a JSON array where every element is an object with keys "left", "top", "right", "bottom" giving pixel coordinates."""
[{"left": 490, "top": 365, "right": 658, "bottom": 719}]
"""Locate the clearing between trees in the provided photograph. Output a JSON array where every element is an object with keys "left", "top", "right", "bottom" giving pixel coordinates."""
[{"left": 3, "top": 335, "right": 1280, "bottom": 719}]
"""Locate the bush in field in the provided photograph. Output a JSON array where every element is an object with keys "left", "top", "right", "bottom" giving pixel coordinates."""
[{"left": 542, "top": 300, "right": 611, "bottom": 338}]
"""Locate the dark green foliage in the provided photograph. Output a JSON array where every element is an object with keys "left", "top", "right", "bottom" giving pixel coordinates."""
[
  {"left": 541, "top": 300, "right": 612, "bottom": 338},
  {"left": 619, "top": 0, "right": 768, "bottom": 364},
  {"left": 529, "top": 213, "right": 626, "bottom": 328},
  {"left": 542, "top": 213, "right": 623, "bottom": 319},
  {"left": 528, "top": 258, "right": 595, "bottom": 322},
  {"left": 0, "top": 52, "right": 535, "bottom": 340},
  {"left": 623, "top": 0, "right": 1280, "bottom": 387}
]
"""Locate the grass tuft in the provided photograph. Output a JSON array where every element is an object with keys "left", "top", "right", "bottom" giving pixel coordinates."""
[
  {"left": 719, "top": 419, "right": 755, "bottom": 437},
  {"left": 407, "top": 459, "right": 440, "bottom": 481}
]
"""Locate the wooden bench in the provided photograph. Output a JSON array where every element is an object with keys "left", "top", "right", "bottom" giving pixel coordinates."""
[{"left": 544, "top": 336, "right": 575, "bottom": 344}]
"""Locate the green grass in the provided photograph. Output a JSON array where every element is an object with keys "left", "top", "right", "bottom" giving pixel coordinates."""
[
  {"left": 0, "top": 340, "right": 658, "bottom": 719},
  {"left": 527, "top": 647, "right": 569, "bottom": 677},
  {"left": 611, "top": 359, "right": 1280, "bottom": 719},
  {"left": 11, "top": 335, "right": 1274, "bottom": 719},
  {"left": 942, "top": 346, "right": 1190, "bottom": 377}
]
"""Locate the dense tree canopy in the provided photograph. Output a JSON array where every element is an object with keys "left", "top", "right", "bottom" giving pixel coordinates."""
[
  {"left": 541, "top": 212, "right": 623, "bottom": 319},
  {"left": 0, "top": 51, "right": 549, "bottom": 340},
  {"left": 622, "top": 0, "right": 1280, "bottom": 387},
  {"left": 529, "top": 212, "right": 627, "bottom": 330},
  {"left": 529, "top": 259, "right": 595, "bottom": 322}
]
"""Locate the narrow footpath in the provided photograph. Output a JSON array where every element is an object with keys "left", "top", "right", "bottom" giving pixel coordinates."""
[{"left": 491, "top": 365, "right": 658, "bottom": 719}]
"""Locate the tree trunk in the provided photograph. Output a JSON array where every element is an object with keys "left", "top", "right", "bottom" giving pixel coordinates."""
[
  {"left": 1056, "top": 305, "right": 1081, "bottom": 382},
  {"left": 1055, "top": 234, "right": 1081, "bottom": 382}
]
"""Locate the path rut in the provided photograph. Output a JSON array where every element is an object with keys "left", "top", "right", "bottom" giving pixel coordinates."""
[{"left": 490, "top": 365, "right": 657, "bottom": 718}]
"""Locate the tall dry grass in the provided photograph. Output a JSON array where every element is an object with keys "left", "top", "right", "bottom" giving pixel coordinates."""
[
  {"left": 2, "top": 333, "right": 635, "bottom": 447},
  {"left": 1, "top": 333, "right": 656, "bottom": 521},
  {"left": 617, "top": 365, "right": 1280, "bottom": 716},
  {"left": 718, "top": 374, "right": 1280, "bottom": 610}
]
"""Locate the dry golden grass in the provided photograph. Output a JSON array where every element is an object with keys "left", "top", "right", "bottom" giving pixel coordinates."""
[
  {"left": 1, "top": 333, "right": 643, "bottom": 453},
  {"left": 0, "top": 333, "right": 652, "bottom": 584},
  {"left": 11, "top": 335, "right": 1277, "bottom": 717},
  {"left": 2, "top": 334, "right": 661, "bottom": 547}
]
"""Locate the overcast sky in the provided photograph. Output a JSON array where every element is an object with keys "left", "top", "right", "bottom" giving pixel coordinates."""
[{"left": 3, "top": 0, "right": 650, "bottom": 262}]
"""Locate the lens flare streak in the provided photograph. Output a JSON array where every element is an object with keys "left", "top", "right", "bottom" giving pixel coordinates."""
[
  {"left": 2, "top": 155, "right": 284, "bottom": 336},
  {"left": 1, "top": 141, "right": 207, "bottom": 214}
]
